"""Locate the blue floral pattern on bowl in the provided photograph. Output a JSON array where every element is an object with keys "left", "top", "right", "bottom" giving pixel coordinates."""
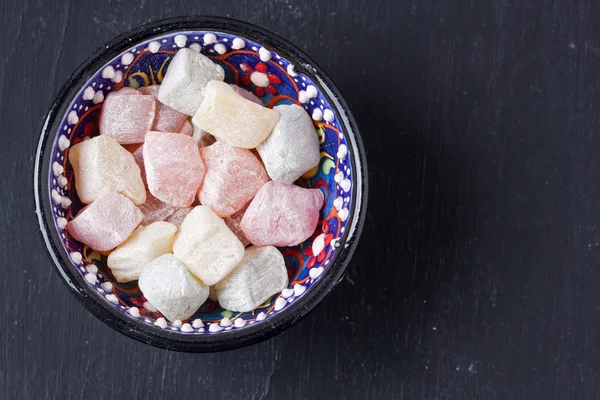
[{"left": 48, "top": 31, "right": 353, "bottom": 334}]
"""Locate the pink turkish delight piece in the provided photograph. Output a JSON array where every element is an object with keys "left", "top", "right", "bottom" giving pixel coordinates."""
[
  {"left": 138, "top": 191, "right": 178, "bottom": 225},
  {"left": 99, "top": 89, "right": 155, "bottom": 144},
  {"left": 224, "top": 205, "right": 250, "bottom": 247},
  {"left": 229, "top": 84, "right": 263, "bottom": 106},
  {"left": 138, "top": 85, "right": 188, "bottom": 133},
  {"left": 165, "top": 207, "right": 193, "bottom": 228},
  {"left": 67, "top": 192, "right": 143, "bottom": 251},
  {"left": 144, "top": 131, "right": 206, "bottom": 207},
  {"left": 198, "top": 141, "right": 269, "bottom": 218},
  {"left": 178, "top": 119, "right": 194, "bottom": 136},
  {"left": 241, "top": 181, "right": 324, "bottom": 247}
]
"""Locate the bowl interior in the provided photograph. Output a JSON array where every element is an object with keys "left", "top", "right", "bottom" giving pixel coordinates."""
[{"left": 45, "top": 28, "right": 356, "bottom": 335}]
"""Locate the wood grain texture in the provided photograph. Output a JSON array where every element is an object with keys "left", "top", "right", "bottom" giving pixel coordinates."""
[{"left": 2, "top": 0, "right": 600, "bottom": 398}]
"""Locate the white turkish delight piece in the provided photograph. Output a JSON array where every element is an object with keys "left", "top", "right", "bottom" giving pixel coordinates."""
[
  {"left": 68, "top": 135, "right": 146, "bottom": 204},
  {"left": 192, "top": 80, "right": 280, "bottom": 149},
  {"left": 257, "top": 104, "right": 320, "bottom": 183},
  {"left": 138, "top": 254, "right": 209, "bottom": 321},
  {"left": 158, "top": 48, "right": 225, "bottom": 116},
  {"left": 173, "top": 206, "right": 245, "bottom": 285},
  {"left": 214, "top": 246, "right": 288, "bottom": 312},
  {"left": 107, "top": 222, "right": 177, "bottom": 282}
]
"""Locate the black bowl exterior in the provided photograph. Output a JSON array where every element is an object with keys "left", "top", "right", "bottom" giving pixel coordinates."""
[{"left": 34, "top": 16, "right": 368, "bottom": 352}]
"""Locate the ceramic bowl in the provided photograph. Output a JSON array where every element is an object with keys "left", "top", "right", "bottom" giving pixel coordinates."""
[{"left": 34, "top": 16, "right": 367, "bottom": 352}]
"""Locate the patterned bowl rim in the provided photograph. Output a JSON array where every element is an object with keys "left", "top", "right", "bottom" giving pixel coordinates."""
[{"left": 33, "top": 16, "right": 368, "bottom": 352}]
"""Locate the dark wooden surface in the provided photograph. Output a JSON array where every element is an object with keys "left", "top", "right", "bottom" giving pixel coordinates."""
[{"left": 2, "top": 0, "right": 600, "bottom": 398}]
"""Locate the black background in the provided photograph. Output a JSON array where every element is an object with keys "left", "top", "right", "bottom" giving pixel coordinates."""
[{"left": 2, "top": 0, "right": 600, "bottom": 399}]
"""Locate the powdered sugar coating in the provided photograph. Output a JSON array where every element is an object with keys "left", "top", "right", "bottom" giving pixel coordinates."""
[
  {"left": 143, "top": 131, "right": 206, "bottom": 207},
  {"left": 214, "top": 246, "right": 288, "bottom": 312},
  {"left": 257, "top": 104, "right": 320, "bottom": 184},
  {"left": 67, "top": 192, "right": 143, "bottom": 251},
  {"left": 99, "top": 90, "right": 155, "bottom": 144},
  {"left": 173, "top": 206, "right": 245, "bottom": 285},
  {"left": 192, "top": 81, "right": 279, "bottom": 148},
  {"left": 138, "top": 254, "right": 209, "bottom": 321},
  {"left": 107, "top": 222, "right": 177, "bottom": 282},
  {"left": 199, "top": 141, "right": 269, "bottom": 218},
  {"left": 69, "top": 135, "right": 146, "bottom": 205},
  {"left": 241, "top": 182, "right": 324, "bottom": 247},
  {"left": 158, "top": 48, "right": 225, "bottom": 115}
]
